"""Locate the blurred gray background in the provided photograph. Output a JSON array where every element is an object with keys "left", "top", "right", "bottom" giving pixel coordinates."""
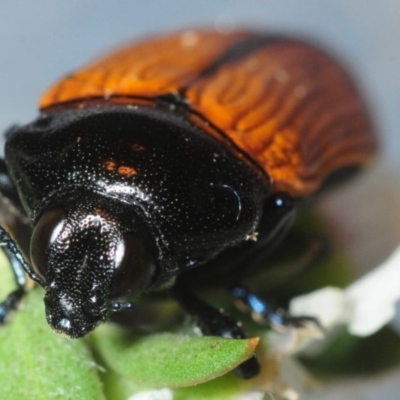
[{"left": 0, "top": 1, "right": 399, "bottom": 399}]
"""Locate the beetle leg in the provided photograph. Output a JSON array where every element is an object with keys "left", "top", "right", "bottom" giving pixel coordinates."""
[
  {"left": 0, "top": 226, "right": 46, "bottom": 324},
  {"left": 0, "top": 246, "right": 27, "bottom": 323},
  {"left": 0, "top": 288, "right": 25, "bottom": 324},
  {"left": 174, "top": 283, "right": 261, "bottom": 379},
  {"left": 0, "top": 158, "right": 27, "bottom": 322},
  {"left": 225, "top": 231, "right": 326, "bottom": 330},
  {"left": 0, "top": 156, "right": 46, "bottom": 322},
  {"left": 230, "top": 284, "right": 323, "bottom": 331}
]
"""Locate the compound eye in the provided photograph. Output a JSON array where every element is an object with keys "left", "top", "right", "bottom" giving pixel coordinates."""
[
  {"left": 30, "top": 208, "right": 67, "bottom": 282},
  {"left": 109, "top": 234, "right": 155, "bottom": 299}
]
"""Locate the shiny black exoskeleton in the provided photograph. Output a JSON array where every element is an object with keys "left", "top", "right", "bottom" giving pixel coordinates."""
[{"left": 0, "top": 103, "right": 304, "bottom": 378}]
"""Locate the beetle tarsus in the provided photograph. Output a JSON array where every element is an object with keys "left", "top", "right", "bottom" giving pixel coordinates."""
[
  {"left": 230, "top": 284, "right": 324, "bottom": 332},
  {"left": 0, "top": 288, "right": 24, "bottom": 324},
  {"left": 234, "top": 356, "right": 261, "bottom": 379}
]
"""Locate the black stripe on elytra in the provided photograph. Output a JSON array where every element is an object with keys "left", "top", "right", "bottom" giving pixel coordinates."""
[
  {"left": 156, "top": 34, "right": 284, "bottom": 112},
  {"left": 194, "top": 34, "right": 283, "bottom": 80}
]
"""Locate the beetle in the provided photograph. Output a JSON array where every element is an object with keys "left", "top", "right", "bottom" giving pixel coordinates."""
[{"left": 0, "top": 29, "right": 376, "bottom": 378}]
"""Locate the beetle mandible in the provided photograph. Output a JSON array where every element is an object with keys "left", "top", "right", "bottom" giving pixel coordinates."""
[{"left": 0, "top": 29, "right": 376, "bottom": 378}]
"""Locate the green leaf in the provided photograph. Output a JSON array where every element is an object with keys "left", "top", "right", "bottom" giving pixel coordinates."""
[
  {"left": 173, "top": 372, "right": 252, "bottom": 400},
  {"left": 0, "top": 256, "right": 105, "bottom": 400},
  {"left": 91, "top": 324, "right": 259, "bottom": 388},
  {"left": 101, "top": 365, "right": 254, "bottom": 400}
]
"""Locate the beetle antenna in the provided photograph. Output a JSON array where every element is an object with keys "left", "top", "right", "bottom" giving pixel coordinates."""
[
  {"left": 108, "top": 301, "right": 134, "bottom": 312},
  {"left": 0, "top": 225, "right": 46, "bottom": 288},
  {"left": 108, "top": 301, "right": 133, "bottom": 311}
]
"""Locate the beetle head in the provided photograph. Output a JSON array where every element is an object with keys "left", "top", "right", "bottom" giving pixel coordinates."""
[{"left": 30, "top": 201, "right": 155, "bottom": 338}]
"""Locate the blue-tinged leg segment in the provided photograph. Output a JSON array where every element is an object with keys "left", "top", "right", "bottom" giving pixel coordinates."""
[{"left": 230, "top": 285, "right": 322, "bottom": 330}]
